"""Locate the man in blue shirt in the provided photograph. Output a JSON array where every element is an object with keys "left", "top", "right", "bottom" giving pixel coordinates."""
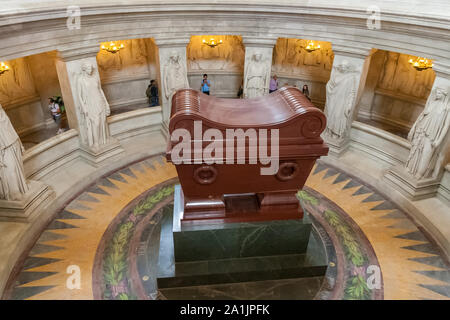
[{"left": 201, "top": 74, "right": 211, "bottom": 95}]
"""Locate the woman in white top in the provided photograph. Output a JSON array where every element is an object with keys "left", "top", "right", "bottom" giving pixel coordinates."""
[{"left": 48, "top": 98, "right": 63, "bottom": 134}]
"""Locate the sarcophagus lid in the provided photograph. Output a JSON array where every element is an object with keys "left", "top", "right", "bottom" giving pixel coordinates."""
[{"left": 167, "top": 86, "right": 328, "bottom": 163}]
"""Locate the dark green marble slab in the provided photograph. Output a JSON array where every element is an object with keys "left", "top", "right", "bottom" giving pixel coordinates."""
[{"left": 159, "top": 276, "right": 325, "bottom": 300}]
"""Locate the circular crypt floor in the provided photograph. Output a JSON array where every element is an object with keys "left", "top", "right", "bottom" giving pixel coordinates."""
[{"left": 2, "top": 155, "right": 450, "bottom": 300}]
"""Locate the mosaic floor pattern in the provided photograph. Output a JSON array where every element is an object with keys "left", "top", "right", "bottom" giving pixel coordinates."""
[{"left": 2, "top": 156, "right": 450, "bottom": 300}]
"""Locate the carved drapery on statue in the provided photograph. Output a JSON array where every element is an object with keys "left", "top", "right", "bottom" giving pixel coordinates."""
[
  {"left": 406, "top": 86, "right": 450, "bottom": 179},
  {"left": 324, "top": 61, "right": 359, "bottom": 140},
  {"left": 244, "top": 53, "right": 269, "bottom": 99},
  {"left": 163, "top": 51, "right": 190, "bottom": 102},
  {"left": 76, "top": 63, "right": 111, "bottom": 149},
  {"left": 0, "top": 104, "right": 29, "bottom": 201}
]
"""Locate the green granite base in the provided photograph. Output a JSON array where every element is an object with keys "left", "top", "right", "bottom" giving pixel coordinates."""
[
  {"left": 172, "top": 186, "right": 313, "bottom": 262},
  {"left": 156, "top": 185, "right": 327, "bottom": 291}
]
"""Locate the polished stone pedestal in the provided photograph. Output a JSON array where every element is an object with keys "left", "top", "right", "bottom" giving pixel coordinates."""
[
  {"left": 79, "top": 139, "right": 124, "bottom": 167},
  {"left": 156, "top": 185, "right": 328, "bottom": 297},
  {"left": 0, "top": 181, "right": 55, "bottom": 222},
  {"left": 323, "top": 135, "right": 350, "bottom": 157},
  {"left": 384, "top": 166, "right": 442, "bottom": 200}
]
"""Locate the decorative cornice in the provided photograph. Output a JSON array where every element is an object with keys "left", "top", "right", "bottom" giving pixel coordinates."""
[
  {"left": 242, "top": 36, "right": 278, "bottom": 48},
  {"left": 57, "top": 45, "right": 101, "bottom": 62},
  {"left": 331, "top": 45, "right": 374, "bottom": 59},
  {"left": 153, "top": 37, "right": 190, "bottom": 48},
  {"left": 433, "top": 60, "right": 450, "bottom": 79}
]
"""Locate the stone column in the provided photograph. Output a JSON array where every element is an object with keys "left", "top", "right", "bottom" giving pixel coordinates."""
[
  {"left": 242, "top": 37, "right": 277, "bottom": 99},
  {"left": 384, "top": 61, "right": 450, "bottom": 200},
  {"left": 154, "top": 37, "right": 190, "bottom": 133},
  {"left": 0, "top": 104, "right": 55, "bottom": 221},
  {"left": 322, "top": 45, "right": 374, "bottom": 156},
  {"left": 55, "top": 46, "right": 124, "bottom": 166}
]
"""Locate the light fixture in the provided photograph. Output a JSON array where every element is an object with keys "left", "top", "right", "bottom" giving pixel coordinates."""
[
  {"left": 0, "top": 61, "right": 10, "bottom": 75},
  {"left": 408, "top": 56, "right": 433, "bottom": 71},
  {"left": 100, "top": 41, "right": 125, "bottom": 54},
  {"left": 202, "top": 38, "right": 223, "bottom": 48},
  {"left": 305, "top": 40, "right": 321, "bottom": 52}
]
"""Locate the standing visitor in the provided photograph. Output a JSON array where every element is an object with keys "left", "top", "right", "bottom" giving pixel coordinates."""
[
  {"left": 201, "top": 74, "right": 211, "bottom": 95},
  {"left": 146, "top": 80, "right": 159, "bottom": 107},
  {"left": 302, "top": 84, "right": 311, "bottom": 101},
  {"left": 48, "top": 98, "right": 63, "bottom": 134},
  {"left": 269, "top": 75, "right": 278, "bottom": 93}
]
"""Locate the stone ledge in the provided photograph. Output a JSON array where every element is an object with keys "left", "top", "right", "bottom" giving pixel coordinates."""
[
  {"left": 0, "top": 181, "right": 55, "bottom": 222},
  {"left": 384, "top": 167, "right": 442, "bottom": 200}
]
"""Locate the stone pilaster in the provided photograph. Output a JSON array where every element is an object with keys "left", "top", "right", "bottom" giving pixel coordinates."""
[
  {"left": 55, "top": 45, "right": 124, "bottom": 166},
  {"left": 323, "top": 45, "right": 374, "bottom": 156},
  {"left": 154, "top": 37, "right": 190, "bottom": 130},
  {"left": 242, "top": 37, "right": 277, "bottom": 99},
  {"left": 384, "top": 60, "right": 450, "bottom": 200}
]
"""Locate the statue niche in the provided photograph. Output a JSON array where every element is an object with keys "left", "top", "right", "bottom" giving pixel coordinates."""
[
  {"left": 187, "top": 35, "right": 245, "bottom": 71},
  {"left": 376, "top": 51, "right": 435, "bottom": 100},
  {"left": 0, "top": 104, "right": 29, "bottom": 201},
  {"left": 0, "top": 58, "right": 37, "bottom": 105},
  {"left": 97, "top": 39, "right": 151, "bottom": 79},
  {"left": 272, "top": 38, "right": 333, "bottom": 75},
  {"left": 406, "top": 86, "right": 450, "bottom": 179}
]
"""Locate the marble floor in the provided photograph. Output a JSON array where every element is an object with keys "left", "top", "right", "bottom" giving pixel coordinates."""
[
  {"left": 20, "top": 118, "right": 69, "bottom": 150},
  {"left": 2, "top": 155, "right": 450, "bottom": 300},
  {"left": 19, "top": 105, "right": 154, "bottom": 149}
]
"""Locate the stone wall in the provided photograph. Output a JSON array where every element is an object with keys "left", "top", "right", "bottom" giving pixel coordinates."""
[
  {"left": 357, "top": 49, "right": 436, "bottom": 133},
  {"left": 97, "top": 38, "right": 159, "bottom": 110},
  {"left": 272, "top": 38, "right": 333, "bottom": 109},
  {"left": 186, "top": 35, "right": 244, "bottom": 97}
]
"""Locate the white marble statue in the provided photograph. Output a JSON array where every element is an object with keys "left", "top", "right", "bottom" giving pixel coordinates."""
[
  {"left": 0, "top": 104, "right": 29, "bottom": 201},
  {"left": 163, "top": 51, "right": 189, "bottom": 102},
  {"left": 244, "top": 53, "right": 269, "bottom": 99},
  {"left": 406, "top": 86, "right": 450, "bottom": 179},
  {"left": 324, "top": 61, "right": 360, "bottom": 140},
  {"left": 76, "top": 62, "right": 111, "bottom": 149}
]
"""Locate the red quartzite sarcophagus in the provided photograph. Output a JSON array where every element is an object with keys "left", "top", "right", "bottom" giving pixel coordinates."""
[{"left": 166, "top": 86, "right": 328, "bottom": 224}]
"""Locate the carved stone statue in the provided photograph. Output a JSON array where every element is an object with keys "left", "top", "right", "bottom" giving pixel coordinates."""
[
  {"left": 406, "top": 86, "right": 450, "bottom": 179},
  {"left": 163, "top": 51, "right": 189, "bottom": 101},
  {"left": 0, "top": 104, "right": 29, "bottom": 201},
  {"left": 324, "top": 61, "right": 360, "bottom": 140},
  {"left": 244, "top": 53, "right": 269, "bottom": 99},
  {"left": 76, "top": 62, "right": 111, "bottom": 149}
]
